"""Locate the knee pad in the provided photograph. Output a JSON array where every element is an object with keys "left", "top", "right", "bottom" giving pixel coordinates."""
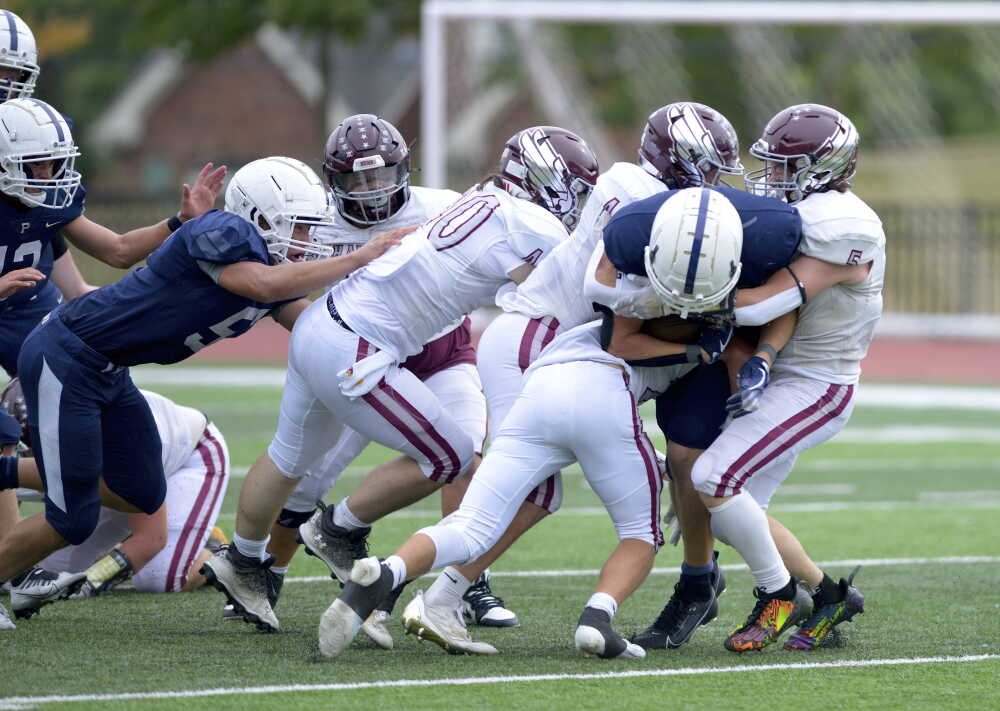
[
  {"left": 613, "top": 522, "right": 661, "bottom": 550},
  {"left": 131, "top": 564, "right": 168, "bottom": 593},
  {"left": 416, "top": 522, "right": 477, "bottom": 570},
  {"left": 424, "top": 431, "right": 475, "bottom": 485},
  {"left": 691, "top": 450, "right": 722, "bottom": 497},
  {"left": 266, "top": 441, "right": 304, "bottom": 479}
]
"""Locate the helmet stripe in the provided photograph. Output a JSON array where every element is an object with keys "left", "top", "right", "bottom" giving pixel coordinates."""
[
  {"left": 3, "top": 11, "right": 17, "bottom": 52},
  {"left": 30, "top": 99, "right": 65, "bottom": 142},
  {"left": 684, "top": 188, "right": 711, "bottom": 294}
]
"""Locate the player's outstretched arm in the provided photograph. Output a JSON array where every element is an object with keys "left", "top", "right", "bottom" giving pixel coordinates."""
[
  {"left": 60, "top": 163, "right": 228, "bottom": 269},
  {"left": 734, "top": 256, "right": 870, "bottom": 326},
  {"left": 217, "top": 229, "right": 402, "bottom": 304}
]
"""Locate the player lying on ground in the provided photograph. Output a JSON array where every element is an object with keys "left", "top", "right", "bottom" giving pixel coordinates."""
[
  {"left": 255, "top": 115, "right": 513, "bottom": 647},
  {"left": 0, "top": 157, "right": 399, "bottom": 622},
  {"left": 313, "top": 188, "right": 744, "bottom": 659},
  {"left": 0, "top": 379, "right": 229, "bottom": 624},
  {"left": 203, "top": 126, "right": 598, "bottom": 635}
]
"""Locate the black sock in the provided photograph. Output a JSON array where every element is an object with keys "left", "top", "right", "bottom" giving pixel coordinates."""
[
  {"left": 774, "top": 577, "right": 798, "bottom": 600},
  {"left": 812, "top": 573, "right": 841, "bottom": 605}
]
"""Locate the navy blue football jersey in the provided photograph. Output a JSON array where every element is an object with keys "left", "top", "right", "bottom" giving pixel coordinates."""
[
  {"left": 58, "top": 210, "right": 294, "bottom": 366},
  {"left": 0, "top": 185, "right": 86, "bottom": 309},
  {"left": 603, "top": 185, "right": 801, "bottom": 289}
]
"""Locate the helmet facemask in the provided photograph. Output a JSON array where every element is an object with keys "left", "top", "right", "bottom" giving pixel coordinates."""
[
  {"left": 0, "top": 145, "right": 81, "bottom": 209},
  {"left": 329, "top": 157, "right": 410, "bottom": 226}
]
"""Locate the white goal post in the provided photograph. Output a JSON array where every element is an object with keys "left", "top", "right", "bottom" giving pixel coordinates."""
[{"left": 420, "top": 0, "right": 1000, "bottom": 189}]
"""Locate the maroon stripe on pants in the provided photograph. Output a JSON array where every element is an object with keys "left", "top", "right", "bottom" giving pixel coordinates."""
[
  {"left": 729, "top": 385, "right": 853, "bottom": 496},
  {"left": 518, "top": 318, "right": 542, "bottom": 372},
  {"left": 179, "top": 430, "right": 229, "bottom": 589},
  {"left": 623, "top": 373, "right": 663, "bottom": 547},
  {"left": 165, "top": 432, "right": 223, "bottom": 591},
  {"left": 714, "top": 384, "right": 839, "bottom": 498}
]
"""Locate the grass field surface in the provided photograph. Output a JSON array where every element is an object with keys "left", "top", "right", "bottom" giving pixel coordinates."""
[{"left": 2, "top": 373, "right": 999, "bottom": 710}]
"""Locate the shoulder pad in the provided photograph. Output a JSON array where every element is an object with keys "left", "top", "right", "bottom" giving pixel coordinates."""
[
  {"left": 797, "top": 192, "right": 884, "bottom": 265},
  {"left": 503, "top": 197, "right": 568, "bottom": 263},
  {"left": 184, "top": 211, "right": 268, "bottom": 265}
]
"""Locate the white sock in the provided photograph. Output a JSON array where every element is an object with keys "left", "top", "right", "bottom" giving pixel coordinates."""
[
  {"left": 269, "top": 564, "right": 289, "bottom": 576},
  {"left": 333, "top": 498, "right": 368, "bottom": 532},
  {"left": 233, "top": 533, "right": 270, "bottom": 562},
  {"left": 425, "top": 566, "right": 472, "bottom": 608},
  {"left": 383, "top": 555, "right": 408, "bottom": 590},
  {"left": 587, "top": 592, "right": 618, "bottom": 618},
  {"left": 708, "top": 493, "right": 790, "bottom": 593}
]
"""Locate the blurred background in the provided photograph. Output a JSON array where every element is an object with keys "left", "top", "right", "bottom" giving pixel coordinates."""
[{"left": 15, "top": 0, "right": 1000, "bottom": 351}]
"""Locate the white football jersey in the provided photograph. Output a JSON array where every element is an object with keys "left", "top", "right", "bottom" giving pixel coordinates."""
[
  {"left": 331, "top": 183, "right": 568, "bottom": 361},
  {"left": 315, "top": 185, "right": 461, "bottom": 278},
  {"left": 771, "top": 190, "right": 885, "bottom": 385},
  {"left": 140, "top": 390, "right": 209, "bottom": 477},
  {"left": 527, "top": 320, "right": 694, "bottom": 404},
  {"left": 497, "top": 162, "right": 665, "bottom": 330}
]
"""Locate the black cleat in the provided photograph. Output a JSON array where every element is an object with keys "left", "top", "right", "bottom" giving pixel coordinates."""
[
  {"left": 462, "top": 571, "right": 519, "bottom": 628},
  {"left": 631, "top": 581, "right": 717, "bottom": 650},
  {"left": 201, "top": 545, "right": 280, "bottom": 632},
  {"left": 298, "top": 508, "right": 370, "bottom": 584}
]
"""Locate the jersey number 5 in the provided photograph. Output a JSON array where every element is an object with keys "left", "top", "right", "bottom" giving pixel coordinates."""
[{"left": 184, "top": 305, "right": 272, "bottom": 353}]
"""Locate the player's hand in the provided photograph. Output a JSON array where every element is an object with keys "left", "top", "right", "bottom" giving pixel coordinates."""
[
  {"left": 697, "top": 324, "right": 734, "bottom": 364},
  {"left": 179, "top": 162, "right": 228, "bottom": 221},
  {"left": 338, "top": 350, "right": 396, "bottom": 398},
  {"left": 0, "top": 267, "right": 45, "bottom": 299},
  {"left": 352, "top": 226, "right": 412, "bottom": 266},
  {"left": 726, "top": 355, "right": 770, "bottom": 417}
]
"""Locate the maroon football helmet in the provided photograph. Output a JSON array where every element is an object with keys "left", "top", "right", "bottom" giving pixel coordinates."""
[
  {"left": 745, "top": 103, "right": 859, "bottom": 203},
  {"left": 323, "top": 114, "right": 410, "bottom": 226},
  {"left": 496, "top": 126, "right": 599, "bottom": 231},
  {"left": 639, "top": 102, "right": 743, "bottom": 189}
]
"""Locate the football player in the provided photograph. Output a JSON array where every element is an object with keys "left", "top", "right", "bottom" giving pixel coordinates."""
[
  {"left": 255, "top": 114, "right": 511, "bottom": 644},
  {"left": 0, "top": 380, "right": 230, "bottom": 614},
  {"left": 414, "top": 102, "right": 744, "bottom": 625},
  {"left": 0, "top": 156, "right": 399, "bottom": 617},
  {"left": 689, "top": 103, "right": 878, "bottom": 651},
  {"left": 315, "top": 189, "right": 743, "bottom": 659},
  {"left": 203, "top": 126, "right": 598, "bottom": 636}
]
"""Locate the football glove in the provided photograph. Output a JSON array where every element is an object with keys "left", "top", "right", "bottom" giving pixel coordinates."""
[
  {"left": 338, "top": 350, "right": 396, "bottom": 398},
  {"left": 697, "top": 324, "right": 734, "bottom": 364},
  {"left": 80, "top": 549, "right": 133, "bottom": 597},
  {"left": 726, "top": 355, "right": 770, "bottom": 417}
]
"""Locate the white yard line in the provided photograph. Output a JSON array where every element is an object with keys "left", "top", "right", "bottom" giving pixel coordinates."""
[
  {"left": 279, "top": 555, "right": 1000, "bottom": 584},
  {"left": 2, "top": 654, "right": 996, "bottom": 708}
]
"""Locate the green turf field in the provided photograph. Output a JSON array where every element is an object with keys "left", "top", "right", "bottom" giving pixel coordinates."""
[{"left": 2, "top": 374, "right": 999, "bottom": 710}]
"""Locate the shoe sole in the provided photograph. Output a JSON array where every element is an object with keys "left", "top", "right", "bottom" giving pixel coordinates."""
[
  {"left": 11, "top": 575, "right": 86, "bottom": 619},
  {"left": 468, "top": 612, "right": 520, "bottom": 628},
  {"left": 200, "top": 563, "right": 279, "bottom": 633},
  {"left": 361, "top": 619, "right": 394, "bottom": 650},
  {"left": 318, "top": 598, "right": 364, "bottom": 658}
]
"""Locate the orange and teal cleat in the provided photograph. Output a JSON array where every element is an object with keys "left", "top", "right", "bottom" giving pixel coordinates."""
[{"left": 725, "top": 581, "right": 812, "bottom": 652}]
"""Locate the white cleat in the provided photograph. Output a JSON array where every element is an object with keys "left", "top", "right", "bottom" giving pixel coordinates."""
[
  {"left": 318, "top": 557, "right": 390, "bottom": 659},
  {"left": 10, "top": 568, "right": 87, "bottom": 619},
  {"left": 575, "top": 625, "right": 645, "bottom": 659},
  {"left": 361, "top": 610, "right": 394, "bottom": 650},
  {"left": 0, "top": 601, "right": 15, "bottom": 630},
  {"left": 402, "top": 591, "right": 499, "bottom": 655}
]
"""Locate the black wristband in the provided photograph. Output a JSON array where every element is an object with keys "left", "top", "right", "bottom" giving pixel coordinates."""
[
  {"left": 786, "top": 265, "right": 807, "bottom": 305},
  {"left": 166, "top": 214, "right": 183, "bottom": 233}
]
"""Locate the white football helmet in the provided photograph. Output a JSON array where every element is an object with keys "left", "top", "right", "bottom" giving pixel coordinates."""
[
  {"left": 0, "top": 10, "right": 38, "bottom": 101},
  {"left": 224, "top": 157, "right": 335, "bottom": 263},
  {"left": 0, "top": 98, "right": 81, "bottom": 209},
  {"left": 643, "top": 187, "right": 743, "bottom": 318}
]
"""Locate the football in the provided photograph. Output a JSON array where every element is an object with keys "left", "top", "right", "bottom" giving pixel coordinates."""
[{"left": 640, "top": 316, "right": 701, "bottom": 344}]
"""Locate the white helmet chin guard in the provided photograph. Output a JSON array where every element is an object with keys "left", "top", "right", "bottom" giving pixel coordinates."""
[
  {"left": 0, "top": 98, "right": 81, "bottom": 209},
  {"left": 225, "top": 157, "right": 335, "bottom": 264},
  {"left": 643, "top": 187, "right": 743, "bottom": 318}
]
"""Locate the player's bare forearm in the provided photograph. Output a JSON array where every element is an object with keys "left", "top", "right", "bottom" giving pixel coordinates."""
[
  {"left": 50, "top": 250, "right": 97, "bottom": 299},
  {"left": 736, "top": 256, "right": 870, "bottom": 308},
  {"left": 606, "top": 314, "right": 688, "bottom": 361},
  {"left": 62, "top": 215, "right": 171, "bottom": 269},
  {"left": 272, "top": 298, "right": 311, "bottom": 331},
  {"left": 755, "top": 309, "right": 798, "bottom": 366}
]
